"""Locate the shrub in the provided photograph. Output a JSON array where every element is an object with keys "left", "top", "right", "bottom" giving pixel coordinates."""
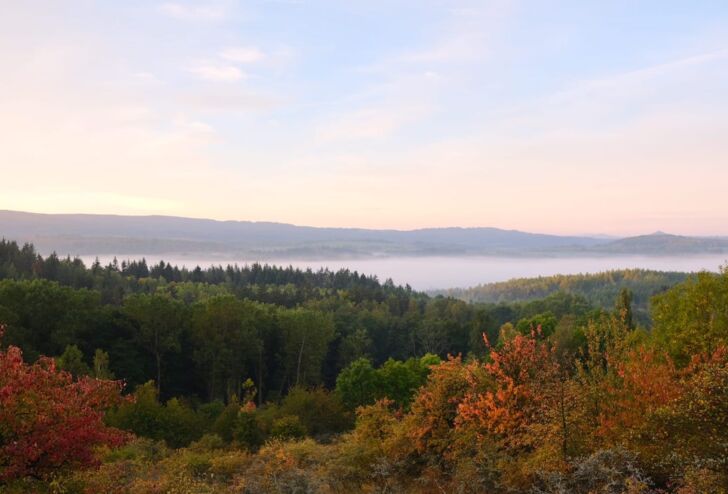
[
  {"left": 532, "top": 448, "right": 654, "bottom": 494},
  {"left": 231, "top": 439, "right": 335, "bottom": 493},
  {"left": 233, "top": 407, "right": 265, "bottom": 451},
  {"left": 106, "top": 382, "right": 205, "bottom": 448},
  {"left": 212, "top": 400, "right": 240, "bottom": 443},
  {"left": 270, "top": 415, "right": 308, "bottom": 440},
  {"left": 0, "top": 326, "right": 127, "bottom": 482},
  {"left": 190, "top": 434, "right": 226, "bottom": 452},
  {"left": 208, "top": 451, "right": 251, "bottom": 481},
  {"left": 279, "top": 386, "right": 352, "bottom": 436}
]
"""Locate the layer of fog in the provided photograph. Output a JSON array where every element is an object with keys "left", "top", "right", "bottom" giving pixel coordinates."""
[{"left": 80, "top": 255, "right": 728, "bottom": 291}]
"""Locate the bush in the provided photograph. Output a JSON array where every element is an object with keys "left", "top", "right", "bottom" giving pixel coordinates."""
[
  {"left": 198, "top": 400, "right": 226, "bottom": 424},
  {"left": 532, "top": 449, "right": 654, "bottom": 494},
  {"left": 189, "top": 434, "right": 226, "bottom": 452},
  {"left": 279, "top": 386, "right": 352, "bottom": 437},
  {"left": 336, "top": 354, "right": 440, "bottom": 411},
  {"left": 66, "top": 438, "right": 170, "bottom": 494},
  {"left": 270, "top": 415, "right": 308, "bottom": 440},
  {"left": 104, "top": 437, "right": 169, "bottom": 463},
  {"left": 233, "top": 407, "right": 265, "bottom": 451},
  {"left": 230, "top": 439, "right": 336, "bottom": 493},
  {"left": 182, "top": 451, "right": 213, "bottom": 477},
  {"left": 162, "top": 397, "right": 206, "bottom": 447},
  {"left": 208, "top": 451, "right": 251, "bottom": 481},
  {"left": 676, "top": 467, "right": 728, "bottom": 494},
  {"left": 106, "top": 382, "right": 205, "bottom": 448},
  {"left": 212, "top": 400, "right": 240, "bottom": 443},
  {"left": 0, "top": 329, "right": 127, "bottom": 482}
]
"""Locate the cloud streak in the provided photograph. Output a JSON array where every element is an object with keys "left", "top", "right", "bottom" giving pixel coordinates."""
[
  {"left": 158, "top": 2, "right": 227, "bottom": 21},
  {"left": 1, "top": 1, "right": 728, "bottom": 234},
  {"left": 188, "top": 64, "right": 245, "bottom": 82},
  {"left": 314, "top": 105, "right": 432, "bottom": 142},
  {"left": 220, "top": 46, "right": 265, "bottom": 64}
]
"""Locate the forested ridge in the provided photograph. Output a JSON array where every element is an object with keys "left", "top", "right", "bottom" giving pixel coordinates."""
[
  {"left": 436, "top": 269, "right": 691, "bottom": 326},
  {"left": 1, "top": 238, "right": 728, "bottom": 493},
  {"left": 0, "top": 238, "right": 603, "bottom": 401}
]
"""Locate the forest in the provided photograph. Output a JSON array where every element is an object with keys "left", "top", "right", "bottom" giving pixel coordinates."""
[
  {"left": 1, "top": 238, "right": 727, "bottom": 493},
  {"left": 436, "top": 269, "right": 690, "bottom": 326}
]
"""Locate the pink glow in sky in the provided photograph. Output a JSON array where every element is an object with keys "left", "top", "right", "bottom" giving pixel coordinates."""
[{"left": 1, "top": 1, "right": 727, "bottom": 236}]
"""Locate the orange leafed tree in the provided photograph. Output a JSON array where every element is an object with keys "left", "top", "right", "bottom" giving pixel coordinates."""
[
  {"left": 597, "top": 346, "right": 680, "bottom": 442},
  {"left": 405, "top": 355, "right": 472, "bottom": 460},
  {"left": 457, "top": 329, "right": 562, "bottom": 451},
  {"left": 637, "top": 346, "right": 728, "bottom": 485},
  {"left": 451, "top": 328, "right": 580, "bottom": 488}
]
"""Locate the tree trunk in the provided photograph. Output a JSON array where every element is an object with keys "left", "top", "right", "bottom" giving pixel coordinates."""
[
  {"left": 209, "top": 363, "right": 217, "bottom": 402},
  {"left": 258, "top": 345, "right": 264, "bottom": 406},
  {"left": 295, "top": 332, "right": 306, "bottom": 387},
  {"left": 560, "top": 378, "right": 569, "bottom": 458},
  {"left": 155, "top": 351, "right": 162, "bottom": 395}
]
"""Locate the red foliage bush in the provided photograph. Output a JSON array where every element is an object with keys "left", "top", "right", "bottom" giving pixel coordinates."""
[{"left": 0, "top": 324, "right": 129, "bottom": 482}]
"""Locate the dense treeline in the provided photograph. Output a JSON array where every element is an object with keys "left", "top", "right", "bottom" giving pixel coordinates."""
[
  {"left": 0, "top": 239, "right": 408, "bottom": 306},
  {"left": 3, "top": 237, "right": 728, "bottom": 492},
  {"left": 0, "top": 239, "right": 603, "bottom": 403},
  {"left": 437, "top": 269, "right": 691, "bottom": 325}
]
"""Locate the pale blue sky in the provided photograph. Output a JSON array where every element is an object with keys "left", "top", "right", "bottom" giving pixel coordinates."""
[{"left": 1, "top": 1, "right": 727, "bottom": 234}]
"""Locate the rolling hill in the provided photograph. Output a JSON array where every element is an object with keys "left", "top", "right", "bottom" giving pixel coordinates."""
[{"left": 1, "top": 210, "right": 727, "bottom": 259}]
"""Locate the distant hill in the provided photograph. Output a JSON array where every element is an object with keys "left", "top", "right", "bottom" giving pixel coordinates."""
[
  {"left": 0, "top": 210, "right": 603, "bottom": 258},
  {"left": 591, "top": 232, "right": 728, "bottom": 254},
  {"left": 1, "top": 210, "right": 727, "bottom": 259},
  {"left": 431, "top": 269, "right": 693, "bottom": 325}
]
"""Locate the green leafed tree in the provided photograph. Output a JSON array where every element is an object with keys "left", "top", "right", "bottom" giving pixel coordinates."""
[
  {"left": 651, "top": 268, "right": 728, "bottom": 365},
  {"left": 57, "top": 344, "right": 91, "bottom": 378},
  {"left": 336, "top": 354, "right": 440, "bottom": 410},
  {"left": 123, "top": 293, "right": 186, "bottom": 394},
  {"left": 278, "top": 307, "right": 335, "bottom": 389},
  {"left": 615, "top": 288, "right": 634, "bottom": 330},
  {"left": 191, "top": 295, "right": 264, "bottom": 402},
  {"left": 93, "top": 348, "right": 114, "bottom": 379},
  {"left": 335, "top": 358, "right": 380, "bottom": 410}
]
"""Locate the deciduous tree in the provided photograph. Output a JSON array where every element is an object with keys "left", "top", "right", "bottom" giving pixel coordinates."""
[{"left": 0, "top": 324, "right": 127, "bottom": 482}]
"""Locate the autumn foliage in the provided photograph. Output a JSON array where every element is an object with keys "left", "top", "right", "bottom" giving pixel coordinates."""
[
  {"left": 458, "top": 329, "right": 560, "bottom": 447},
  {"left": 334, "top": 320, "right": 728, "bottom": 492},
  {"left": 2, "top": 268, "right": 728, "bottom": 493},
  {"left": 0, "top": 324, "right": 128, "bottom": 482}
]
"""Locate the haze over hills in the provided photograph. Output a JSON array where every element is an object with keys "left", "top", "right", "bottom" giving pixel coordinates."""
[
  {"left": 586, "top": 232, "right": 728, "bottom": 254},
  {"left": 1, "top": 210, "right": 728, "bottom": 260}
]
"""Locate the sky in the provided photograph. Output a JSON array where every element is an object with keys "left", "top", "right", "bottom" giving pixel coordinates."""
[{"left": 1, "top": 1, "right": 727, "bottom": 236}]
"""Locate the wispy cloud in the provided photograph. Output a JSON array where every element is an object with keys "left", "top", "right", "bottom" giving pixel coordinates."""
[
  {"left": 495, "top": 47, "right": 728, "bottom": 136},
  {"left": 131, "top": 72, "right": 162, "bottom": 84},
  {"left": 3, "top": 0, "right": 728, "bottom": 233},
  {"left": 108, "top": 105, "right": 157, "bottom": 125},
  {"left": 188, "top": 64, "right": 245, "bottom": 82},
  {"left": 399, "top": 32, "right": 488, "bottom": 65},
  {"left": 174, "top": 115, "right": 215, "bottom": 134},
  {"left": 548, "top": 48, "right": 728, "bottom": 104},
  {"left": 359, "top": 1, "right": 511, "bottom": 74},
  {"left": 178, "top": 86, "right": 281, "bottom": 112},
  {"left": 220, "top": 46, "right": 265, "bottom": 64},
  {"left": 315, "top": 104, "right": 431, "bottom": 142},
  {"left": 158, "top": 2, "right": 226, "bottom": 21}
]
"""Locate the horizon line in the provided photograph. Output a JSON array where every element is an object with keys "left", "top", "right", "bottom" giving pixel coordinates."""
[{"left": 3, "top": 208, "right": 728, "bottom": 239}]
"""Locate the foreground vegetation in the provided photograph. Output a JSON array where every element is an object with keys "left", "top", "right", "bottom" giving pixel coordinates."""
[{"left": 1, "top": 239, "right": 727, "bottom": 492}]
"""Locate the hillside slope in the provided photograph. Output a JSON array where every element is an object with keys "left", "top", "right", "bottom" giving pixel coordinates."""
[
  {"left": 433, "top": 269, "right": 692, "bottom": 324},
  {"left": 2, "top": 210, "right": 727, "bottom": 259},
  {"left": 0, "top": 210, "right": 602, "bottom": 258}
]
